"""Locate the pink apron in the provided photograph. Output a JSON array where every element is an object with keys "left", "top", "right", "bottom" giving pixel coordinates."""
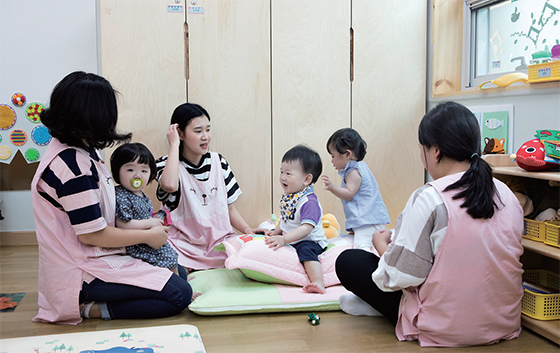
[
  {"left": 396, "top": 173, "right": 524, "bottom": 347},
  {"left": 167, "top": 152, "right": 237, "bottom": 269},
  {"left": 31, "top": 139, "right": 171, "bottom": 324}
]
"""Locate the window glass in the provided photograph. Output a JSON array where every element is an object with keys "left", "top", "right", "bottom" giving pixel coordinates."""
[{"left": 474, "top": 0, "right": 560, "bottom": 77}]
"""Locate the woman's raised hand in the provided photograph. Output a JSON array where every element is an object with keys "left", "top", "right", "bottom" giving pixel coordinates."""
[{"left": 167, "top": 124, "right": 181, "bottom": 148}]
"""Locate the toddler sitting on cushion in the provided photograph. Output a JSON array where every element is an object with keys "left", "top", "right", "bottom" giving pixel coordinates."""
[{"left": 261, "top": 145, "right": 329, "bottom": 294}]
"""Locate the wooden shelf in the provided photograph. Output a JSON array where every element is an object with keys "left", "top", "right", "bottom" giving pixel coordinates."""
[
  {"left": 492, "top": 166, "right": 560, "bottom": 182},
  {"left": 521, "top": 315, "right": 560, "bottom": 345},
  {"left": 486, "top": 154, "right": 560, "bottom": 344},
  {"left": 522, "top": 239, "right": 560, "bottom": 260}
]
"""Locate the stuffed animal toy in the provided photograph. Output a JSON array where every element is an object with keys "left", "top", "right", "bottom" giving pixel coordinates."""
[
  {"left": 513, "top": 138, "right": 557, "bottom": 171},
  {"left": 322, "top": 213, "right": 341, "bottom": 239}
]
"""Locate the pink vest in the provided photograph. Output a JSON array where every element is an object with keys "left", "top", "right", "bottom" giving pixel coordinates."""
[
  {"left": 31, "top": 139, "right": 171, "bottom": 324},
  {"left": 396, "top": 173, "right": 524, "bottom": 347},
  {"left": 167, "top": 152, "right": 237, "bottom": 269}
]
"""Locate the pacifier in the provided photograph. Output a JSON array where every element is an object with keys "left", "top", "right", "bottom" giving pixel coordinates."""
[{"left": 130, "top": 178, "right": 143, "bottom": 189}]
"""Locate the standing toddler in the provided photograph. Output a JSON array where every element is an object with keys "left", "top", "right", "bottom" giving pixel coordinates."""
[{"left": 322, "top": 128, "right": 390, "bottom": 254}]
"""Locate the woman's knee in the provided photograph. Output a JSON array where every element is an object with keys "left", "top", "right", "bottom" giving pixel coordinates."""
[
  {"left": 166, "top": 275, "right": 193, "bottom": 314},
  {"left": 336, "top": 249, "right": 362, "bottom": 278}
]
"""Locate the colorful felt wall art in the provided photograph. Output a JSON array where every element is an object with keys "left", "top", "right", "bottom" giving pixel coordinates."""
[{"left": 0, "top": 94, "right": 49, "bottom": 164}]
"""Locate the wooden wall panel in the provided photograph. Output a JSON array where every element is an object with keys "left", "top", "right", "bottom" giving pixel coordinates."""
[
  {"left": 352, "top": 0, "right": 427, "bottom": 227},
  {"left": 271, "top": 0, "right": 351, "bottom": 225},
  {"left": 99, "top": 0, "right": 186, "bottom": 205},
  {"left": 186, "top": 0, "right": 271, "bottom": 228},
  {"left": 431, "top": 0, "right": 463, "bottom": 96}
]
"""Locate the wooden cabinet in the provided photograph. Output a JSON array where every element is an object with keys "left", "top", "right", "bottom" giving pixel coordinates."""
[
  {"left": 99, "top": 0, "right": 426, "bottom": 229},
  {"left": 484, "top": 155, "right": 560, "bottom": 344},
  {"left": 186, "top": 0, "right": 427, "bottom": 228}
]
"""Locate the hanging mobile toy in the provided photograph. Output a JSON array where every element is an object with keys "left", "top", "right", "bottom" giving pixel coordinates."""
[{"left": 307, "top": 312, "right": 320, "bottom": 325}]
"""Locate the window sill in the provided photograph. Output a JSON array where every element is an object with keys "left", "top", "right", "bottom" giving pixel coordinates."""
[{"left": 431, "top": 80, "right": 560, "bottom": 101}]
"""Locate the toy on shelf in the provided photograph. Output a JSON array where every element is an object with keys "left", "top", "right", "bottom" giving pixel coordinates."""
[
  {"left": 512, "top": 130, "right": 560, "bottom": 171},
  {"left": 475, "top": 72, "right": 528, "bottom": 89}
]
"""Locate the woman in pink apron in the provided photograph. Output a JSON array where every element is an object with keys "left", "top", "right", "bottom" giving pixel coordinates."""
[
  {"left": 32, "top": 72, "right": 192, "bottom": 324},
  {"left": 157, "top": 103, "right": 255, "bottom": 270},
  {"left": 335, "top": 101, "right": 524, "bottom": 347}
]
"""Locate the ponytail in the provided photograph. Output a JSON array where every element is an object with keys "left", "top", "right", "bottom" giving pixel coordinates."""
[
  {"left": 444, "top": 154, "right": 501, "bottom": 219},
  {"left": 419, "top": 101, "right": 502, "bottom": 219}
]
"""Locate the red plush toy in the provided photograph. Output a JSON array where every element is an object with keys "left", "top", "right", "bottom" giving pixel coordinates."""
[{"left": 514, "top": 138, "right": 556, "bottom": 171}]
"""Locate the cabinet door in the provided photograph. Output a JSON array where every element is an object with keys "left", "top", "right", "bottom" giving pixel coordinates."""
[
  {"left": 99, "top": 0, "right": 187, "bottom": 205},
  {"left": 272, "top": 0, "right": 351, "bottom": 224},
  {"left": 186, "top": 0, "right": 272, "bottom": 227},
  {"left": 352, "top": 0, "right": 427, "bottom": 226}
]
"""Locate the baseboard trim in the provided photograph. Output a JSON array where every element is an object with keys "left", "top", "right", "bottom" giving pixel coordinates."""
[{"left": 0, "top": 231, "right": 37, "bottom": 246}]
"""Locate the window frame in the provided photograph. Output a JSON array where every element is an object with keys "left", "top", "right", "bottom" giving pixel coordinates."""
[{"left": 463, "top": 0, "right": 513, "bottom": 90}]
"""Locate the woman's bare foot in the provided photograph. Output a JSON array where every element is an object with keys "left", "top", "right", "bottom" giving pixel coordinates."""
[{"left": 303, "top": 282, "right": 326, "bottom": 294}]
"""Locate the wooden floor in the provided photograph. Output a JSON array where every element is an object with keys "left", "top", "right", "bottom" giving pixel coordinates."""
[{"left": 1, "top": 245, "right": 558, "bottom": 352}]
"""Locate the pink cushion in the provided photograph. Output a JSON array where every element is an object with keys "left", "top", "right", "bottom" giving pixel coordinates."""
[{"left": 219, "top": 234, "right": 353, "bottom": 287}]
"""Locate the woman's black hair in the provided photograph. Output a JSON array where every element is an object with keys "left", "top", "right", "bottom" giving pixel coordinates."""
[
  {"left": 170, "top": 103, "right": 210, "bottom": 154},
  {"left": 110, "top": 143, "right": 157, "bottom": 185},
  {"left": 282, "top": 145, "right": 323, "bottom": 184},
  {"left": 40, "top": 71, "right": 131, "bottom": 149},
  {"left": 326, "top": 128, "right": 367, "bottom": 161},
  {"left": 418, "top": 101, "right": 500, "bottom": 219}
]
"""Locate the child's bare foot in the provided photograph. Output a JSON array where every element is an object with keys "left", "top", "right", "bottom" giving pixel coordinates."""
[
  {"left": 190, "top": 292, "right": 203, "bottom": 303},
  {"left": 303, "top": 282, "right": 326, "bottom": 294}
]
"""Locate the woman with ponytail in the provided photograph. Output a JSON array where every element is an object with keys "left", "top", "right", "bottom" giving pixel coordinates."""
[{"left": 335, "top": 101, "right": 524, "bottom": 347}]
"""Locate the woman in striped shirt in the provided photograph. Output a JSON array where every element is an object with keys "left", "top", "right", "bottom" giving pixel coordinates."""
[
  {"left": 31, "top": 72, "right": 192, "bottom": 324},
  {"left": 157, "top": 103, "right": 255, "bottom": 271}
]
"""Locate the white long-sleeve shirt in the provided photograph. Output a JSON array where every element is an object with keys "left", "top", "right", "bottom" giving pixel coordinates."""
[{"left": 372, "top": 184, "right": 448, "bottom": 291}]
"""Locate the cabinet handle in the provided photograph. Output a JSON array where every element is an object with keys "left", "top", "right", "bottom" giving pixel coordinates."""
[
  {"left": 350, "top": 27, "right": 354, "bottom": 82},
  {"left": 184, "top": 21, "right": 189, "bottom": 81}
]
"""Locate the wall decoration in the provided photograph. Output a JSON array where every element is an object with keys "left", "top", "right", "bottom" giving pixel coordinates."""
[
  {"left": 0, "top": 145, "right": 11, "bottom": 160},
  {"left": 31, "top": 124, "right": 51, "bottom": 146},
  {"left": 0, "top": 99, "right": 47, "bottom": 164},
  {"left": 24, "top": 147, "right": 40, "bottom": 162},
  {"left": 25, "top": 102, "right": 45, "bottom": 123},
  {"left": 468, "top": 105, "right": 515, "bottom": 155},
  {"left": 9, "top": 129, "right": 27, "bottom": 146},
  {"left": 11, "top": 92, "right": 26, "bottom": 106},
  {"left": 0, "top": 104, "right": 16, "bottom": 130}
]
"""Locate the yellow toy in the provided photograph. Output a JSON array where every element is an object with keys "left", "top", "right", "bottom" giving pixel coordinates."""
[
  {"left": 475, "top": 72, "right": 528, "bottom": 89},
  {"left": 322, "top": 213, "right": 341, "bottom": 239}
]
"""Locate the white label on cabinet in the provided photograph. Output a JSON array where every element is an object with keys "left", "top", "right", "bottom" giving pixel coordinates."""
[
  {"left": 167, "top": 5, "right": 183, "bottom": 13},
  {"left": 188, "top": 6, "right": 204, "bottom": 14}
]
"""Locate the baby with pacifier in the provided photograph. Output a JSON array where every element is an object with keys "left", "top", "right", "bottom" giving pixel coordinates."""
[{"left": 111, "top": 143, "right": 180, "bottom": 275}]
